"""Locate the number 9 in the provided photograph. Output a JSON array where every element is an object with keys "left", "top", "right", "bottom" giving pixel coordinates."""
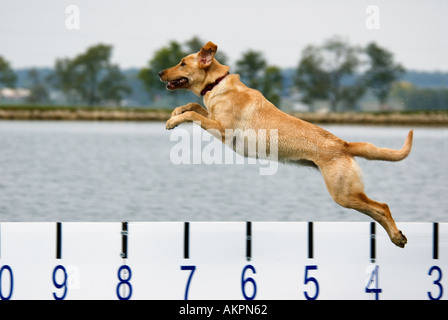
[{"left": 52, "top": 265, "right": 68, "bottom": 300}]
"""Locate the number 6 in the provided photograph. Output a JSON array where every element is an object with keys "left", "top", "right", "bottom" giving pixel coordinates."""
[{"left": 241, "top": 264, "right": 257, "bottom": 300}]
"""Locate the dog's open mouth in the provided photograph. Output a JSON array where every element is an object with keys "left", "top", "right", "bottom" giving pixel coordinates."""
[{"left": 166, "top": 77, "right": 189, "bottom": 90}]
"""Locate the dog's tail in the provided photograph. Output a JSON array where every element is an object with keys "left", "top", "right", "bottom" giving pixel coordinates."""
[{"left": 347, "top": 130, "right": 413, "bottom": 161}]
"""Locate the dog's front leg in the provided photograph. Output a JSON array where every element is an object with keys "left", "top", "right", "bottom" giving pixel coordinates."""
[
  {"left": 166, "top": 111, "right": 225, "bottom": 140},
  {"left": 171, "top": 102, "right": 209, "bottom": 118}
]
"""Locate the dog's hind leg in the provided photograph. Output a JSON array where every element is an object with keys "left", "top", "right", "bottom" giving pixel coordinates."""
[{"left": 319, "top": 157, "right": 407, "bottom": 248}]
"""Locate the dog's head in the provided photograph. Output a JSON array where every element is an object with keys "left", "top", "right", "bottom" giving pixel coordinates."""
[{"left": 158, "top": 41, "right": 229, "bottom": 96}]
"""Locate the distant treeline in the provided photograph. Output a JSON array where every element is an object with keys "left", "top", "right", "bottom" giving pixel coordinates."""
[{"left": 1, "top": 35, "right": 448, "bottom": 112}]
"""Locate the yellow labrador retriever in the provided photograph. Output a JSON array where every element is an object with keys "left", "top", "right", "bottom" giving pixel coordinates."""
[{"left": 159, "top": 41, "right": 413, "bottom": 248}]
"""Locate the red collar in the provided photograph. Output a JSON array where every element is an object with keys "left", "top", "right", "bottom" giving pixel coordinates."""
[{"left": 200, "top": 72, "right": 229, "bottom": 96}]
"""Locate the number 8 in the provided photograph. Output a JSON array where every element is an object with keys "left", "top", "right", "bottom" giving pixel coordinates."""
[{"left": 116, "top": 265, "right": 132, "bottom": 300}]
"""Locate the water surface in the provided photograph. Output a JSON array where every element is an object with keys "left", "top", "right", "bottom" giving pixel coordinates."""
[{"left": 0, "top": 121, "right": 446, "bottom": 223}]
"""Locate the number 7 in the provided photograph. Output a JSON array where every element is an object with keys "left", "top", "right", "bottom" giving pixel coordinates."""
[{"left": 181, "top": 265, "right": 196, "bottom": 300}]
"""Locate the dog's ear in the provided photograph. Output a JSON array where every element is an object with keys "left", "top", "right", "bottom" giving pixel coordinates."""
[{"left": 198, "top": 41, "right": 217, "bottom": 69}]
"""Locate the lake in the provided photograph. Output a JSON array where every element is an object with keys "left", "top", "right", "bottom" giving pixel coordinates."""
[{"left": 0, "top": 120, "right": 446, "bottom": 223}]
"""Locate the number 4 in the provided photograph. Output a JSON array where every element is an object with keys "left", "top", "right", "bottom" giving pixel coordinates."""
[{"left": 365, "top": 265, "right": 382, "bottom": 300}]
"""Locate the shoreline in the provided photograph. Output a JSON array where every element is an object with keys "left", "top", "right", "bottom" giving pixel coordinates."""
[{"left": 0, "top": 106, "right": 447, "bottom": 126}]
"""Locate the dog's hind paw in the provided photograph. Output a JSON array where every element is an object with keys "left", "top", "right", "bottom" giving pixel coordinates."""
[{"left": 391, "top": 230, "right": 407, "bottom": 248}]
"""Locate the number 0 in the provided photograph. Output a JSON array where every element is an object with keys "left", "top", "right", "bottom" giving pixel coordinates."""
[{"left": 0, "top": 265, "right": 13, "bottom": 300}]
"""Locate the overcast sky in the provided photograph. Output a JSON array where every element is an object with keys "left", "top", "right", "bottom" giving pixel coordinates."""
[{"left": 1, "top": 0, "right": 447, "bottom": 71}]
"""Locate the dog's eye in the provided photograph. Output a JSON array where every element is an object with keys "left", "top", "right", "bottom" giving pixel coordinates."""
[{"left": 180, "top": 61, "right": 186, "bottom": 67}]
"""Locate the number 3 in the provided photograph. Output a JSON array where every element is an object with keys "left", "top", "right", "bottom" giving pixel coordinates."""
[{"left": 428, "top": 266, "right": 443, "bottom": 300}]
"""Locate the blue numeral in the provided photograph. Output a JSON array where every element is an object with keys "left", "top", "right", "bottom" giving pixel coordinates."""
[
  {"left": 181, "top": 265, "right": 196, "bottom": 300},
  {"left": 116, "top": 265, "right": 132, "bottom": 300},
  {"left": 52, "top": 265, "right": 68, "bottom": 300},
  {"left": 241, "top": 264, "right": 257, "bottom": 300},
  {"left": 304, "top": 265, "right": 319, "bottom": 300},
  {"left": 365, "top": 265, "right": 382, "bottom": 300},
  {"left": 0, "top": 265, "right": 14, "bottom": 300},
  {"left": 428, "top": 266, "right": 443, "bottom": 300}
]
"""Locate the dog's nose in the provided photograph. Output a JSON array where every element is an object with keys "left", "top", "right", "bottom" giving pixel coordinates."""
[{"left": 158, "top": 70, "right": 165, "bottom": 78}]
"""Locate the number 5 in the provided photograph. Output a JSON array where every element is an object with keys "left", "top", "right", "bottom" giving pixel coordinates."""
[{"left": 304, "top": 265, "right": 319, "bottom": 300}]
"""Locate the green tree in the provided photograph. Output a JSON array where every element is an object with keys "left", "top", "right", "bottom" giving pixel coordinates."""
[
  {"left": 26, "top": 68, "right": 50, "bottom": 104},
  {"left": 50, "top": 44, "right": 130, "bottom": 106},
  {"left": 0, "top": 56, "right": 17, "bottom": 88},
  {"left": 98, "top": 65, "right": 132, "bottom": 105},
  {"left": 262, "top": 66, "right": 283, "bottom": 106},
  {"left": 295, "top": 36, "right": 365, "bottom": 111},
  {"left": 364, "top": 42, "right": 405, "bottom": 110},
  {"left": 235, "top": 50, "right": 283, "bottom": 106},
  {"left": 236, "top": 50, "right": 267, "bottom": 90},
  {"left": 294, "top": 46, "right": 330, "bottom": 108}
]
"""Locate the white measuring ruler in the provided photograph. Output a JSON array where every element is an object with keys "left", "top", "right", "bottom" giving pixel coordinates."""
[{"left": 0, "top": 221, "right": 446, "bottom": 300}]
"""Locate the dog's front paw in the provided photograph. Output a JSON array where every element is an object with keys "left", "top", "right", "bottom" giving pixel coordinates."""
[
  {"left": 166, "top": 118, "right": 179, "bottom": 130},
  {"left": 165, "top": 119, "right": 177, "bottom": 130},
  {"left": 171, "top": 105, "right": 191, "bottom": 117}
]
